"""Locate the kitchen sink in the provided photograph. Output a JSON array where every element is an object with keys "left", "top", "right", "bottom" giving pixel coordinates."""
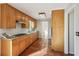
[{"left": 13, "top": 33, "right": 27, "bottom": 37}]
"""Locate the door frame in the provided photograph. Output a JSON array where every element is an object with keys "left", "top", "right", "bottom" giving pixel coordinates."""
[
  {"left": 64, "top": 4, "right": 76, "bottom": 54},
  {"left": 68, "top": 9, "right": 74, "bottom": 54}
]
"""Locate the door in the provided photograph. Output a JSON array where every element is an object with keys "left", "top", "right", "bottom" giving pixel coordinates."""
[
  {"left": 68, "top": 10, "right": 74, "bottom": 54},
  {"left": 51, "top": 9, "right": 64, "bottom": 52}
]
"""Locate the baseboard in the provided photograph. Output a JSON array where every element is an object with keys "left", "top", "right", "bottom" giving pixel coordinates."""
[
  {"left": 69, "top": 51, "right": 74, "bottom": 54},
  {"left": 50, "top": 48, "right": 64, "bottom": 53}
]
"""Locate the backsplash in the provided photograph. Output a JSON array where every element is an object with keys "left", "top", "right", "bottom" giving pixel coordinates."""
[
  {"left": 0, "top": 23, "right": 29, "bottom": 38},
  {"left": 0, "top": 29, "right": 2, "bottom": 38}
]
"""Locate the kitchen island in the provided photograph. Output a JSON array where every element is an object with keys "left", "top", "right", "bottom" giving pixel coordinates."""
[{"left": 1, "top": 32, "right": 38, "bottom": 56}]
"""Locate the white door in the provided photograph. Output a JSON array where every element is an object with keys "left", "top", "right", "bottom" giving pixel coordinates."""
[{"left": 68, "top": 10, "right": 74, "bottom": 54}]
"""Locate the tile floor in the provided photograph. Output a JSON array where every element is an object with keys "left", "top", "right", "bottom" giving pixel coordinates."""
[{"left": 19, "top": 39, "right": 74, "bottom": 56}]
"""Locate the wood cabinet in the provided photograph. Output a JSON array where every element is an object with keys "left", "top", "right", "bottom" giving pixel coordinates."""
[
  {"left": 51, "top": 9, "right": 64, "bottom": 52},
  {"left": 12, "top": 32, "right": 38, "bottom": 56},
  {"left": 1, "top": 39, "right": 12, "bottom": 56},
  {"left": 21, "top": 16, "right": 29, "bottom": 28},
  {"left": 15, "top": 10, "right": 22, "bottom": 21},
  {"left": 1, "top": 32, "right": 38, "bottom": 56},
  {"left": 19, "top": 37, "right": 26, "bottom": 54},
  {"left": 15, "top": 9, "right": 29, "bottom": 28},
  {"left": 0, "top": 4, "right": 1, "bottom": 28},
  {"left": 12, "top": 39, "right": 19, "bottom": 56},
  {"left": 32, "top": 19, "right": 37, "bottom": 29},
  {"left": 0, "top": 39, "right": 1, "bottom": 56},
  {"left": 33, "top": 20, "right": 37, "bottom": 29},
  {"left": 15, "top": 9, "right": 25, "bottom": 21},
  {"left": 29, "top": 19, "right": 37, "bottom": 30},
  {"left": 0, "top": 4, "right": 37, "bottom": 29},
  {"left": 1, "top": 4, "right": 16, "bottom": 28}
]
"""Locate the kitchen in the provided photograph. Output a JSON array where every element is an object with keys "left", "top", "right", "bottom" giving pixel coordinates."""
[
  {"left": 0, "top": 3, "right": 72, "bottom": 56},
  {"left": 0, "top": 3, "right": 38, "bottom": 56}
]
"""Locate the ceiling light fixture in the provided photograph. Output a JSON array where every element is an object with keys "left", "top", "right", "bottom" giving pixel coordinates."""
[{"left": 38, "top": 12, "right": 46, "bottom": 19}]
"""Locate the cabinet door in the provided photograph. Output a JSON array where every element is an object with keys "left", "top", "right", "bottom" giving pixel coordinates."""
[
  {"left": 25, "top": 37, "right": 30, "bottom": 48},
  {"left": 22, "top": 16, "right": 29, "bottom": 28},
  {"left": 1, "top": 4, "right": 7, "bottom": 28},
  {"left": 16, "top": 10, "right": 25, "bottom": 21},
  {"left": 31, "top": 20, "right": 37, "bottom": 29},
  {"left": 0, "top": 39, "right": 1, "bottom": 56},
  {"left": 12, "top": 40, "right": 19, "bottom": 56},
  {"left": 1, "top": 4, "right": 16, "bottom": 28},
  {"left": 0, "top": 4, "right": 1, "bottom": 28},
  {"left": 19, "top": 39, "right": 26, "bottom": 54},
  {"left": 1, "top": 39, "right": 12, "bottom": 56},
  {"left": 32, "top": 33, "right": 38, "bottom": 41},
  {"left": 15, "top": 10, "right": 22, "bottom": 20},
  {"left": 34, "top": 20, "right": 37, "bottom": 29},
  {"left": 7, "top": 5, "right": 16, "bottom": 28}
]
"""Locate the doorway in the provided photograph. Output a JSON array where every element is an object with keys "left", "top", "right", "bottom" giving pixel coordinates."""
[{"left": 68, "top": 10, "right": 74, "bottom": 55}]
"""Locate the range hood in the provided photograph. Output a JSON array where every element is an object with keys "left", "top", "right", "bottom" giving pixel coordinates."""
[{"left": 16, "top": 18, "right": 25, "bottom": 24}]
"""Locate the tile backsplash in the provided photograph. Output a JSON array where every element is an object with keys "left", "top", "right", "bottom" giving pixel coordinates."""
[{"left": 0, "top": 23, "right": 29, "bottom": 38}]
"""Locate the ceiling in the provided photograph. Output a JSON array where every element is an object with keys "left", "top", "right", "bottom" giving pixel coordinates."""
[{"left": 9, "top": 3, "right": 69, "bottom": 20}]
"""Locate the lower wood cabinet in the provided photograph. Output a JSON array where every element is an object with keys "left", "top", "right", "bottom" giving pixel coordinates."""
[
  {"left": 1, "top": 32, "right": 38, "bottom": 56},
  {"left": 0, "top": 39, "right": 1, "bottom": 56},
  {"left": 12, "top": 39, "right": 19, "bottom": 56},
  {"left": 1, "top": 39, "right": 12, "bottom": 56},
  {"left": 19, "top": 39, "right": 26, "bottom": 54}
]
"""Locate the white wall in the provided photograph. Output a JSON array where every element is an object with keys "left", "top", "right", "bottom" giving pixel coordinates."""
[
  {"left": 74, "top": 4, "right": 79, "bottom": 56},
  {"left": 37, "top": 21, "right": 42, "bottom": 38},
  {"left": 37, "top": 20, "right": 51, "bottom": 39},
  {"left": 37, "top": 21, "right": 48, "bottom": 39}
]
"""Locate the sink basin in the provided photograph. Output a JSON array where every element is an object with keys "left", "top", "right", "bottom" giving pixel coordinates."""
[{"left": 13, "top": 33, "right": 27, "bottom": 37}]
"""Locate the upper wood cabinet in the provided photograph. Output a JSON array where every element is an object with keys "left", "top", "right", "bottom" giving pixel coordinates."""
[
  {"left": 0, "top": 4, "right": 37, "bottom": 29},
  {"left": 33, "top": 20, "right": 37, "bottom": 29},
  {"left": 1, "top": 4, "right": 16, "bottom": 28},
  {"left": 15, "top": 9, "right": 29, "bottom": 28},
  {"left": 15, "top": 9, "right": 24, "bottom": 21},
  {"left": 21, "top": 16, "right": 29, "bottom": 28},
  {"left": 31, "top": 19, "right": 37, "bottom": 29},
  {"left": 0, "top": 4, "right": 2, "bottom": 28},
  {"left": 51, "top": 9, "right": 64, "bottom": 52}
]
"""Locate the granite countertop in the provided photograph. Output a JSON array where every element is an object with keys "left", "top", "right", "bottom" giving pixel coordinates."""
[
  {"left": 1, "top": 31, "right": 37, "bottom": 40},
  {"left": 1, "top": 34, "right": 28, "bottom": 40}
]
